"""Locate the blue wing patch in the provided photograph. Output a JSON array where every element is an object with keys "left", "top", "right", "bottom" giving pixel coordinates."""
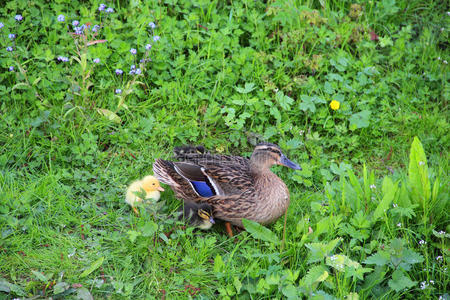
[{"left": 191, "top": 181, "right": 215, "bottom": 197}]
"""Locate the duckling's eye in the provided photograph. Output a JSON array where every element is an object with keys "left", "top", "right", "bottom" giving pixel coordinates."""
[{"left": 152, "top": 183, "right": 155, "bottom": 185}]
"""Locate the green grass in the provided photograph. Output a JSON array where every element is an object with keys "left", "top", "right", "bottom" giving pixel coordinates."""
[{"left": 0, "top": 0, "right": 449, "bottom": 298}]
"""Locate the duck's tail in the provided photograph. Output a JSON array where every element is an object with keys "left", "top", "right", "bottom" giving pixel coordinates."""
[{"left": 152, "top": 159, "right": 180, "bottom": 187}]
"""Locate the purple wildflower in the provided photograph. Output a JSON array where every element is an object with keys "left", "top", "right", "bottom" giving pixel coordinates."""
[
  {"left": 148, "top": 22, "right": 156, "bottom": 29},
  {"left": 9, "top": 34, "right": 16, "bottom": 40},
  {"left": 92, "top": 24, "right": 100, "bottom": 32},
  {"left": 0, "top": 22, "right": 4, "bottom": 29},
  {"left": 72, "top": 20, "right": 79, "bottom": 26},
  {"left": 15, "top": 15, "right": 23, "bottom": 22},
  {"left": 57, "top": 15, "right": 65, "bottom": 22},
  {"left": 74, "top": 26, "right": 83, "bottom": 35},
  {"left": 153, "top": 36, "right": 160, "bottom": 42},
  {"left": 115, "top": 89, "right": 122, "bottom": 94},
  {"left": 145, "top": 44, "right": 152, "bottom": 50},
  {"left": 106, "top": 7, "right": 114, "bottom": 13},
  {"left": 129, "top": 64, "right": 136, "bottom": 75},
  {"left": 135, "top": 68, "right": 141, "bottom": 75},
  {"left": 98, "top": 4, "right": 106, "bottom": 11},
  {"left": 93, "top": 58, "right": 100, "bottom": 64},
  {"left": 115, "top": 69, "right": 123, "bottom": 75},
  {"left": 6, "top": 46, "right": 13, "bottom": 52},
  {"left": 9, "top": 66, "right": 14, "bottom": 71},
  {"left": 130, "top": 48, "right": 137, "bottom": 55},
  {"left": 57, "top": 56, "right": 69, "bottom": 62}
]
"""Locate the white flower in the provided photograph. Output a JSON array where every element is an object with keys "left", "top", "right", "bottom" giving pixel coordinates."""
[
  {"left": 370, "top": 184, "right": 376, "bottom": 189},
  {"left": 436, "top": 256, "right": 443, "bottom": 261},
  {"left": 393, "top": 203, "right": 398, "bottom": 208},
  {"left": 420, "top": 281, "right": 428, "bottom": 290},
  {"left": 419, "top": 240, "right": 426, "bottom": 245},
  {"left": 418, "top": 161, "right": 425, "bottom": 166},
  {"left": 397, "top": 223, "right": 401, "bottom": 227}
]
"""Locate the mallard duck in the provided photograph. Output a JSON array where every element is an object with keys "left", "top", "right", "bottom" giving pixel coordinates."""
[
  {"left": 179, "top": 201, "right": 215, "bottom": 230},
  {"left": 125, "top": 175, "right": 164, "bottom": 215},
  {"left": 153, "top": 142, "right": 301, "bottom": 234}
]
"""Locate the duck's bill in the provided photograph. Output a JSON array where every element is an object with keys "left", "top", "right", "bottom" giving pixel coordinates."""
[
  {"left": 157, "top": 186, "right": 165, "bottom": 192},
  {"left": 209, "top": 216, "right": 215, "bottom": 224},
  {"left": 280, "top": 154, "right": 302, "bottom": 170}
]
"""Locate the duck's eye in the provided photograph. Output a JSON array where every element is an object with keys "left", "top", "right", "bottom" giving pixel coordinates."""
[{"left": 152, "top": 183, "right": 155, "bottom": 185}]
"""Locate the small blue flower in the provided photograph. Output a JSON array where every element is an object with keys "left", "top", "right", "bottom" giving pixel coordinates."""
[
  {"left": 115, "top": 88, "right": 122, "bottom": 94},
  {"left": 57, "top": 56, "right": 69, "bottom": 62},
  {"left": 9, "top": 34, "right": 16, "bottom": 40},
  {"left": 106, "top": 7, "right": 114, "bottom": 13},
  {"left": 145, "top": 44, "right": 152, "bottom": 50},
  {"left": 74, "top": 26, "right": 83, "bottom": 35},
  {"left": 148, "top": 22, "right": 156, "bottom": 29},
  {"left": 57, "top": 14, "right": 65, "bottom": 22},
  {"left": 130, "top": 48, "right": 137, "bottom": 55},
  {"left": 99, "top": 4, "right": 106, "bottom": 11},
  {"left": 115, "top": 69, "right": 123, "bottom": 75},
  {"left": 129, "top": 69, "right": 135, "bottom": 75},
  {"left": 0, "top": 22, "right": 4, "bottom": 29},
  {"left": 93, "top": 58, "right": 100, "bottom": 64},
  {"left": 135, "top": 68, "right": 142, "bottom": 75},
  {"left": 6, "top": 46, "right": 13, "bottom": 52},
  {"left": 9, "top": 66, "right": 14, "bottom": 71},
  {"left": 153, "top": 36, "right": 160, "bottom": 42},
  {"left": 72, "top": 20, "right": 79, "bottom": 26},
  {"left": 130, "top": 64, "right": 136, "bottom": 70},
  {"left": 15, "top": 15, "right": 23, "bottom": 22},
  {"left": 92, "top": 25, "right": 100, "bottom": 32}
]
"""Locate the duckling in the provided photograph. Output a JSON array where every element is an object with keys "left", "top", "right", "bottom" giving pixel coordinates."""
[
  {"left": 125, "top": 175, "right": 164, "bottom": 215},
  {"left": 179, "top": 201, "right": 215, "bottom": 230}
]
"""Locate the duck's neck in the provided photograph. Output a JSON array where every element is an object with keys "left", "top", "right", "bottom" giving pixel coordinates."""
[{"left": 249, "top": 154, "right": 275, "bottom": 177}]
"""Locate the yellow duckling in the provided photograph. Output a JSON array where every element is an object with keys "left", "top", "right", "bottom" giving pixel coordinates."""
[{"left": 125, "top": 175, "right": 164, "bottom": 215}]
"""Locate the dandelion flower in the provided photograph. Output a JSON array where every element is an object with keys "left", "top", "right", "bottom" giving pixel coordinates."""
[
  {"left": 57, "top": 14, "right": 65, "bottom": 22},
  {"left": 330, "top": 100, "right": 340, "bottom": 110}
]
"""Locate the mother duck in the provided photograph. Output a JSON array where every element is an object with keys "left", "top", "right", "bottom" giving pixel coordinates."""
[{"left": 153, "top": 142, "right": 301, "bottom": 235}]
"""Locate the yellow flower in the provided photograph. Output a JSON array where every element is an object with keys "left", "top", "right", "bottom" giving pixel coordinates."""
[{"left": 330, "top": 100, "right": 340, "bottom": 111}]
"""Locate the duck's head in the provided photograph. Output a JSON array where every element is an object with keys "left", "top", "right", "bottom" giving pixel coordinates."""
[
  {"left": 141, "top": 175, "right": 165, "bottom": 193},
  {"left": 196, "top": 203, "right": 215, "bottom": 230},
  {"left": 251, "top": 142, "right": 302, "bottom": 170}
]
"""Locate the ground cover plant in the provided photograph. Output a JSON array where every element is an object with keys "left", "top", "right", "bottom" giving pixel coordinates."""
[{"left": 0, "top": 0, "right": 448, "bottom": 298}]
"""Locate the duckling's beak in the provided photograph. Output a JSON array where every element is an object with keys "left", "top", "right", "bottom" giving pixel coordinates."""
[
  {"left": 279, "top": 154, "right": 302, "bottom": 170},
  {"left": 157, "top": 186, "right": 165, "bottom": 192},
  {"left": 209, "top": 216, "right": 215, "bottom": 224}
]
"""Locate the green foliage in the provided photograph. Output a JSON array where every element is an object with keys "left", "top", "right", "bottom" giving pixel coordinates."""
[{"left": 0, "top": 0, "right": 448, "bottom": 299}]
